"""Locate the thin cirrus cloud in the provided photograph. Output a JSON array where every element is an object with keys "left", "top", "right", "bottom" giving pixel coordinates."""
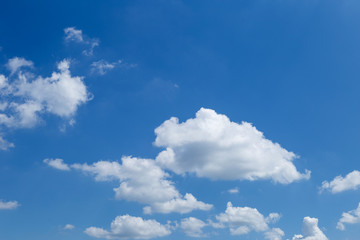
[
  {"left": 0, "top": 199, "right": 19, "bottom": 210},
  {"left": 215, "top": 202, "right": 281, "bottom": 237},
  {"left": 155, "top": 108, "right": 310, "bottom": 184},
  {"left": 292, "top": 217, "right": 328, "bottom": 240},
  {"left": 64, "top": 27, "right": 99, "bottom": 56},
  {"left": 91, "top": 59, "right": 137, "bottom": 76},
  {"left": 84, "top": 214, "right": 171, "bottom": 240},
  {"left": 320, "top": 170, "right": 360, "bottom": 194},
  {"left": 47, "top": 156, "right": 212, "bottom": 214},
  {"left": 337, "top": 202, "right": 360, "bottom": 231}
]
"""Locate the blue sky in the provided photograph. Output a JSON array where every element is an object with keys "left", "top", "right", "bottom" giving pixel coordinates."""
[{"left": 1, "top": 0, "right": 360, "bottom": 239}]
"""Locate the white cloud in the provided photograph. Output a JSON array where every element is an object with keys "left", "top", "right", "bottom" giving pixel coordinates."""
[
  {"left": 91, "top": 59, "right": 136, "bottom": 75},
  {"left": 292, "top": 217, "right": 327, "bottom": 240},
  {"left": 44, "top": 158, "right": 70, "bottom": 171},
  {"left": 72, "top": 156, "right": 212, "bottom": 214},
  {"left": 84, "top": 215, "right": 171, "bottom": 239},
  {"left": 155, "top": 108, "right": 310, "bottom": 184},
  {"left": 64, "top": 27, "right": 99, "bottom": 56},
  {"left": 64, "top": 224, "right": 75, "bottom": 230},
  {"left": 0, "top": 199, "right": 19, "bottom": 210},
  {"left": 6, "top": 57, "right": 33, "bottom": 75},
  {"left": 180, "top": 217, "right": 207, "bottom": 237},
  {"left": 91, "top": 60, "right": 116, "bottom": 75},
  {"left": 143, "top": 193, "right": 212, "bottom": 214},
  {"left": 266, "top": 213, "right": 281, "bottom": 224},
  {"left": 337, "top": 203, "right": 360, "bottom": 230},
  {"left": 0, "top": 136, "right": 14, "bottom": 150},
  {"left": 0, "top": 59, "right": 90, "bottom": 129},
  {"left": 320, "top": 170, "right": 360, "bottom": 194},
  {"left": 64, "top": 27, "right": 83, "bottom": 42},
  {"left": 265, "top": 228, "right": 284, "bottom": 240},
  {"left": 228, "top": 187, "right": 239, "bottom": 194},
  {"left": 215, "top": 202, "right": 277, "bottom": 236}
]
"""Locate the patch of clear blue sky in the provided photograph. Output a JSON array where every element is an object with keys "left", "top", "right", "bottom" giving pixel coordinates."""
[{"left": 0, "top": 0, "right": 360, "bottom": 239}]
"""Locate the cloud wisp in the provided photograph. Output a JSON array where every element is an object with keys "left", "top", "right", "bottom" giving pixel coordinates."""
[
  {"left": 0, "top": 199, "right": 20, "bottom": 210},
  {"left": 64, "top": 27, "right": 99, "bottom": 56}
]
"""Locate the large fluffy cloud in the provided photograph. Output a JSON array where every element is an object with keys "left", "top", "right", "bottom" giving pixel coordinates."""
[
  {"left": 0, "top": 58, "right": 90, "bottom": 129},
  {"left": 337, "top": 203, "right": 360, "bottom": 230},
  {"left": 321, "top": 170, "right": 360, "bottom": 194},
  {"left": 84, "top": 215, "right": 171, "bottom": 239},
  {"left": 292, "top": 217, "right": 327, "bottom": 240},
  {"left": 215, "top": 202, "right": 280, "bottom": 236},
  {"left": 155, "top": 108, "right": 310, "bottom": 184},
  {"left": 0, "top": 199, "right": 19, "bottom": 210},
  {"left": 71, "top": 156, "right": 212, "bottom": 214}
]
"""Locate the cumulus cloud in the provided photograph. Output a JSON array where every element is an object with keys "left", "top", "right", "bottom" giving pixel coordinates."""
[
  {"left": 0, "top": 59, "right": 91, "bottom": 129},
  {"left": 143, "top": 193, "right": 212, "bottom": 214},
  {"left": 155, "top": 108, "right": 310, "bottom": 184},
  {"left": 64, "top": 224, "right": 75, "bottom": 230},
  {"left": 6, "top": 57, "right": 33, "bottom": 75},
  {"left": 0, "top": 199, "right": 19, "bottom": 210},
  {"left": 292, "top": 217, "right": 327, "bottom": 240},
  {"left": 72, "top": 156, "right": 212, "bottom": 214},
  {"left": 180, "top": 217, "right": 207, "bottom": 237},
  {"left": 265, "top": 228, "right": 285, "bottom": 240},
  {"left": 64, "top": 27, "right": 99, "bottom": 56},
  {"left": 337, "top": 203, "right": 360, "bottom": 230},
  {"left": 84, "top": 215, "right": 171, "bottom": 239},
  {"left": 43, "top": 158, "right": 70, "bottom": 171},
  {"left": 215, "top": 202, "right": 278, "bottom": 236},
  {"left": 320, "top": 170, "right": 360, "bottom": 194}
]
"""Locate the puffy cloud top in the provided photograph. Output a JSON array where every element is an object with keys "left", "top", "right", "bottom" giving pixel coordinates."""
[
  {"left": 292, "top": 217, "right": 328, "bottom": 240},
  {"left": 85, "top": 215, "right": 171, "bottom": 239},
  {"left": 321, "top": 170, "right": 360, "bottom": 194},
  {"left": 155, "top": 108, "right": 310, "bottom": 184},
  {"left": 71, "top": 156, "right": 212, "bottom": 214},
  {"left": 215, "top": 202, "right": 277, "bottom": 235}
]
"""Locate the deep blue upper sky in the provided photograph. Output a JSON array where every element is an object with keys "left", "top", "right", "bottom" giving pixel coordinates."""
[{"left": 0, "top": 0, "right": 360, "bottom": 239}]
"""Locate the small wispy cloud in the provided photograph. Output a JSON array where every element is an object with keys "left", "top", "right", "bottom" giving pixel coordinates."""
[
  {"left": 0, "top": 199, "right": 20, "bottom": 210},
  {"left": 43, "top": 158, "right": 70, "bottom": 171},
  {"left": 64, "top": 224, "right": 75, "bottom": 230},
  {"left": 90, "top": 59, "right": 136, "bottom": 75},
  {"left": 228, "top": 187, "right": 239, "bottom": 194},
  {"left": 64, "top": 27, "right": 99, "bottom": 56}
]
